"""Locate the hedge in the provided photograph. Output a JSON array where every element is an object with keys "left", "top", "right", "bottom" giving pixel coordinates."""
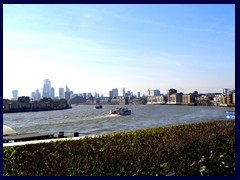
[{"left": 3, "top": 120, "right": 235, "bottom": 176}]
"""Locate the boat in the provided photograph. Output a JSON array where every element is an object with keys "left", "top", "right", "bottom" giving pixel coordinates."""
[
  {"left": 95, "top": 104, "right": 103, "bottom": 109},
  {"left": 109, "top": 108, "right": 119, "bottom": 115},
  {"left": 226, "top": 110, "right": 235, "bottom": 120},
  {"left": 109, "top": 107, "right": 131, "bottom": 116},
  {"left": 118, "top": 108, "right": 131, "bottom": 115}
]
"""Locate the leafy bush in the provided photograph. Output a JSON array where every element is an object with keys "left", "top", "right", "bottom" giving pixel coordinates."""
[{"left": 3, "top": 120, "right": 235, "bottom": 176}]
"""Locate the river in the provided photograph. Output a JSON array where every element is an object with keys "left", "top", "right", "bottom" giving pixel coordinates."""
[{"left": 3, "top": 105, "right": 234, "bottom": 137}]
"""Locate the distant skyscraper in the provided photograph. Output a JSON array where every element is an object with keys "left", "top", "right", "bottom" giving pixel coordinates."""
[
  {"left": 87, "top": 93, "right": 92, "bottom": 98},
  {"left": 109, "top": 90, "right": 113, "bottom": 97},
  {"left": 59, "top": 88, "right": 65, "bottom": 99},
  {"left": 145, "top": 90, "right": 150, "bottom": 96},
  {"left": 152, "top": 90, "right": 161, "bottom": 96},
  {"left": 50, "top": 87, "right": 55, "bottom": 99},
  {"left": 35, "top": 89, "right": 41, "bottom": 100},
  {"left": 42, "top": 79, "right": 51, "bottom": 98},
  {"left": 112, "top": 88, "right": 118, "bottom": 97},
  {"left": 12, "top": 90, "right": 18, "bottom": 100},
  {"left": 70, "top": 91, "right": 74, "bottom": 98},
  {"left": 31, "top": 90, "right": 39, "bottom": 101},
  {"left": 123, "top": 88, "right": 126, "bottom": 97},
  {"left": 66, "top": 85, "right": 70, "bottom": 92},
  {"left": 31, "top": 92, "right": 36, "bottom": 100},
  {"left": 145, "top": 89, "right": 160, "bottom": 96},
  {"left": 137, "top": 92, "right": 141, "bottom": 98},
  {"left": 65, "top": 91, "right": 71, "bottom": 100},
  {"left": 94, "top": 92, "right": 99, "bottom": 98}
]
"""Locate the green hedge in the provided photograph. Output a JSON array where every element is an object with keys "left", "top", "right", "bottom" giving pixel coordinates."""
[{"left": 3, "top": 120, "right": 235, "bottom": 176}]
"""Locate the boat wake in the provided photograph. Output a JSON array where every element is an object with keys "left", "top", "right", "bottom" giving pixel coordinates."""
[
  {"left": 106, "top": 114, "right": 121, "bottom": 117},
  {"left": 81, "top": 114, "right": 110, "bottom": 121},
  {"left": 79, "top": 114, "right": 120, "bottom": 121}
]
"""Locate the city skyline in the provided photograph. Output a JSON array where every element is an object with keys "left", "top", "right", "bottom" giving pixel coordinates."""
[
  {"left": 3, "top": 4, "right": 235, "bottom": 99},
  {"left": 7, "top": 78, "right": 235, "bottom": 100}
]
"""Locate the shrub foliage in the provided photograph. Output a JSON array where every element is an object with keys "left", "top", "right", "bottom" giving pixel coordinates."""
[{"left": 3, "top": 120, "right": 235, "bottom": 176}]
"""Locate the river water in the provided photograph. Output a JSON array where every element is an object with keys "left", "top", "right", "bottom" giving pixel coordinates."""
[{"left": 3, "top": 105, "right": 234, "bottom": 137}]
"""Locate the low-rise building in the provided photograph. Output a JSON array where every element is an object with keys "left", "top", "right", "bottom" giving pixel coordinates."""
[
  {"left": 147, "top": 95, "right": 165, "bottom": 104},
  {"left": 169, "top": 93, "right": 183, "bottom": 104}
]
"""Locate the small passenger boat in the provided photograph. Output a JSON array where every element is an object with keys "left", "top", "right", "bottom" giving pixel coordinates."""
[
  {"left": 109, "top": 107, "right": 131, "bottom": 116},
  {"left": 119, "top": 108, "right": 131, "bottom": 115},
  {"left": 95, "top": 104, "right": 103, "bottom": 109}
]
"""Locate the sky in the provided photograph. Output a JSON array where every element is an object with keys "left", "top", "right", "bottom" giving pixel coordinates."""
[{"left": 3, "top": 4, "right": 235, "bottom": 99}]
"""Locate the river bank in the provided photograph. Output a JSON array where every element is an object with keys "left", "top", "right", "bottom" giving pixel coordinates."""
[{"left": 3, "top": 105, "right": 72, "bottom": 113}]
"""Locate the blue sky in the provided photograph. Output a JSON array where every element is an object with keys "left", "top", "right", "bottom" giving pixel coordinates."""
[{"left": 3, "top": 4, "right": 235, "bottom": 98}]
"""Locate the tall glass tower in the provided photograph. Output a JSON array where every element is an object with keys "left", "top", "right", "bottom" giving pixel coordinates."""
[
  {"left": 112, "top": 88, "right": 118, "bottom": 97},
  {"left": 123, "top": 88, "right": 126, "bottom": 97},
  {"left": 12, "top": 90, "right": 18, "bottom": 100},
  {"left": 59, "top": 88, "right": 65, "bottom": 99},
  {"left": 42, "top": 79, "right": 51, "bottom": 98}
]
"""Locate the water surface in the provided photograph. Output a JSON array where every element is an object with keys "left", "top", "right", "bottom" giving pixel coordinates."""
[{"left": 3, "top": 105, "right": 233, "bottom": 137}]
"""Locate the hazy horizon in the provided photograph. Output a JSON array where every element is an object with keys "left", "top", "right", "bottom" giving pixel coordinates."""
[{"left": 3, "top": 4, "right": 235, "bottom": 99}]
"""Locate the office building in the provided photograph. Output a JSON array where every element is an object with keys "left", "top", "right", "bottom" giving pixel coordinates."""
[
  {"left": 12, "top": 90, "right": 18, "bottom": 100},
  {"left": 112, "top": 88, "right": 118, "bottom": 97},
  {"left": 42, "top": 79, "right": 51, "bottom": 98},
  {"left": 145, "top": 89, "right": 161, "bottom": 96},
  {"left": 50, "top": 87, "right": 55, "bottom": 99},
  {"left": 59, "top": 88, "right": 65, "bottom": 99},
  {"left": 66, "top": 85, "right": 70, "bottom": 92},
  {"left": 137, "top": 92, "right": 141, "bottom": 98},
  {"left": 35, "top": 89, "right": 41, "bottom": 100},
  {"left": 109, "top": 90, "right": 113, "bottom": 98},
  {"left": 65, "top": 91, "right": 71, "bottom": 100},
  {"left": 223, "top": 88, "right": 230, "bottom": 95},
  {"left": 31, "top": 92, "right": 36, "bottom": 101},
  {"left": 167, "top": 88, "right": 177, "bottom": 104},
  {"left": 123, "top": 88, "right": 126, "bottom": 97}
]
